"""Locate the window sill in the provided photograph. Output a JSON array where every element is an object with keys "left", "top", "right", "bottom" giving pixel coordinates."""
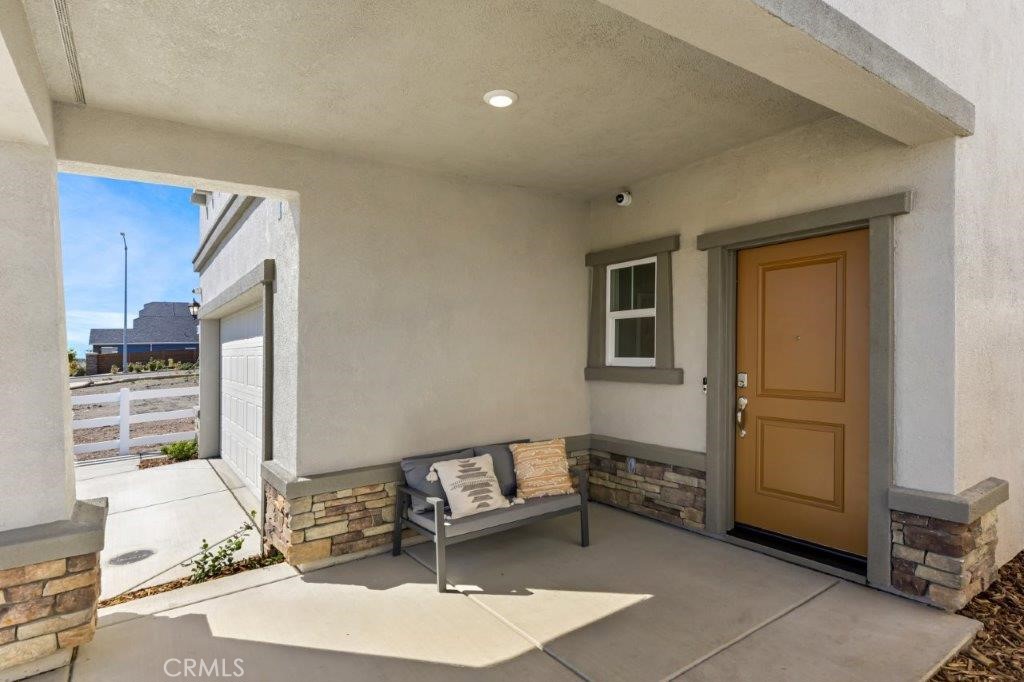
[{"left": 584, "top": 367, "right": 684, "bottom": 384}]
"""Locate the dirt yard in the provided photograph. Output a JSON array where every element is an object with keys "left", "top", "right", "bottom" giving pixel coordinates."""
[{"left": 72, "top": 373, "right": 199, "bottom": 461}]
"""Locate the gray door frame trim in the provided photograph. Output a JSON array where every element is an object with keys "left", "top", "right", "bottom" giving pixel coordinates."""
[
  {"left": 698, "top": 192, "right": 910, "bottom": 589},
  {"left": 695, "top": 193, "right": 911, "bottom": 251}
]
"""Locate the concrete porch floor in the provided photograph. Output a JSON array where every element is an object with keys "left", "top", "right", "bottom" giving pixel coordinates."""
[
  {"left": 72, "top": 505, "right": 978, "bottom": 681},
  {"left": 74, "top": 458, "right": 261, "bottom": 599}
]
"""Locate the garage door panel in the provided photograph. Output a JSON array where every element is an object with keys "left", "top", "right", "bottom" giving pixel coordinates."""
[{"left": 220, "top": 304, "right": 263, "bottom": 498}]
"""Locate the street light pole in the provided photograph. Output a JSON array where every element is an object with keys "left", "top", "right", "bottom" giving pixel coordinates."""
[{"left": 120, "top": 232, "right": 128, "bottom": 372}]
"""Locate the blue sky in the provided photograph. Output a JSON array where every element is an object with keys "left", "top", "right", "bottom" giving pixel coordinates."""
[{"left": 59, "top": 173, "right": 198, "bottom": 356}]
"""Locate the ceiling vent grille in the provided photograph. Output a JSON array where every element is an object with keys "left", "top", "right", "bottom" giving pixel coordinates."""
[{"left": 53, "top": 0, "right": 86, "bottom": 105}]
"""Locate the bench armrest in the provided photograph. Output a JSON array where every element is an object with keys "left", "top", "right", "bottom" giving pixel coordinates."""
[
  {"left": 573, "top": 466, "right": 589, "bottom": 504},
  {"left": 398, "top": 485, "right": 443, "bottom": 508}
]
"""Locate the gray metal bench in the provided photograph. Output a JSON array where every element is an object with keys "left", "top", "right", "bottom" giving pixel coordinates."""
[{"left": 391, "top": 465, "right": 589, "bottom": 592}]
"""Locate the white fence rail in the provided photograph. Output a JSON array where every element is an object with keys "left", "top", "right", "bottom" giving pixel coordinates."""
[{"left": 72, "top": 386, "right": 199, "bottom": 457}]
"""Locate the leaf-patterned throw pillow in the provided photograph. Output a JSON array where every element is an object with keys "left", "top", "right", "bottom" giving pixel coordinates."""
[
  {"left": 426, "top": 454, "right": 511, "bottom": 519},
  {"left": 510, "top": 438, "right": 575, "bottom": 499}
]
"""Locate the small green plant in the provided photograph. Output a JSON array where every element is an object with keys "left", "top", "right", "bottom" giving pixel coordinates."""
[
  {"left": 182, "top": 511, "right": 257, "bottom": 583},
  {"left": 110, "top": 364, "right": 120, "bottom": 374},
  {"left": 161, "top": 438, "right": 198, "bottom": 461},
  {"left": 145, "top": 357, "right": 167, "bottom": 372},
  {"left": 67, "top": 349, "right": 85, "bottom": 376}
]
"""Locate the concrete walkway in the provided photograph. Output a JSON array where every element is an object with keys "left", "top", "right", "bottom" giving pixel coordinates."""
[
  {"left": 72, "top": 505, "right": 977, "bottom": 681},
  {"left": 74, "top": 459, "right": 260, "bottom": 599}
]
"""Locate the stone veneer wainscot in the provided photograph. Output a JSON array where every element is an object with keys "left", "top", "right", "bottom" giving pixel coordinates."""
[
  {"left": 573, "top": 449, "right": 705, "bottom": 531},
  {"left": 0, "top": 553, "right": 101, "bottom": 672},
  {"left": 265, "top": 481, "right": 417, "bottom": 566},
  {"left": 266, "top": 444, "right": 707, "bottom": 567},
  {"left": 891, "top": 510, "right": 998, "bottom": 611}
]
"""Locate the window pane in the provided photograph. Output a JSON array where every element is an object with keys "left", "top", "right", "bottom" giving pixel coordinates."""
[
  {"left": 633, "top": 262, "right": 656, "bottom": 309},
  {"left": 610, "top": 266, "right": 632, "bottom": 312},
  {"left": 614, "top": 316, "right": 655, "bottom": 358}
]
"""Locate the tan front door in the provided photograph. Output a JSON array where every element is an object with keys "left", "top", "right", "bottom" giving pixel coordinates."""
[{"left": 735, "top": 229, "right": 868, "bottom": 556}]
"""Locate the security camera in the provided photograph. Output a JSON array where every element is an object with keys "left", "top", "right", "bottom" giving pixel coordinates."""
[{"left": 615, "top": 191, "right": 632, "bottom": 207}]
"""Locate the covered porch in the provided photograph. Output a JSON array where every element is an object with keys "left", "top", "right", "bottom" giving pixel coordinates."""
[{"left": 3, "top": 0, "right": 1013, "bottom": 679}]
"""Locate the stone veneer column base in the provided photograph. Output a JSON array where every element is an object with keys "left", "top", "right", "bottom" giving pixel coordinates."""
[
  {"left": 575, "top": 449, "right": 706, "bottom": 531},
  {"left": 891, "top": 510, "right": 998, "bottom": 611},
  {"left": 0, "top": 552, "right": 101, "bottom": 679},
  {"left": 265, "top": 480, "right": 418, "bottom": 567}
]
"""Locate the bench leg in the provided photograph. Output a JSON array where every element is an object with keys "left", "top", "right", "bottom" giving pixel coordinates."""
[
  {"left": 391, "top": 490, "right": 407, "bottom": 556},
  {"left": 433, "top": 499, "right": 447, "bottom": 592},
  {"left": 579, "top": 468, "right": 590, "bottom": 547}
]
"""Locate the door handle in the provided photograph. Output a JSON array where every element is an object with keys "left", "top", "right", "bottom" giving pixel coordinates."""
[{"left": 736, "top": 396, "right": 748, "bottom": 438}]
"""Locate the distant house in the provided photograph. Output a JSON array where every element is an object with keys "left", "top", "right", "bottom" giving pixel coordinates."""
[{"left": 88, "top": 302, "right": 199, "bottom": 354}]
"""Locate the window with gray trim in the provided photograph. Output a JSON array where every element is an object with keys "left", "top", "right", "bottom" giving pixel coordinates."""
[
  {"left": 607, "top": 257, "right": 656, "bottom": 366},
  {"left": 585, "top": 235, "right": 683, "bottom": 384}
]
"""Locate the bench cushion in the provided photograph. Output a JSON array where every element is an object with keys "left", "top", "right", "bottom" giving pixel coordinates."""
[
  {"left": 406, "top": 493, "right": 581, "bottom": 537},
  {"left": 473, "top": 443, "right": 517, "bottom": 496}
]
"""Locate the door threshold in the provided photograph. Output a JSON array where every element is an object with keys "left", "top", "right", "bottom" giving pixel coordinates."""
[{"left": 727, "top": 523, "right": 867, "bottom": 577}]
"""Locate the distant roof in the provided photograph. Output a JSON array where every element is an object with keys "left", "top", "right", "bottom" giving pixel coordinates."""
[{"left": 89, "top": 302, "right": 198, "bottom": 345}]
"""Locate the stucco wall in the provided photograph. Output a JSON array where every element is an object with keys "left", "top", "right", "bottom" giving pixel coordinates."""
[
  {"left": 824, "top": 0, "right": 1024, "bottom": 565},
  {"left": 295, "top": 164, "right": 590, "bottom": 475},
  {"left": 199, "top": 197, "right": 300, "bottom": 474},
  {"left": 0, "top": 141, "right": 74, "bottom": 529},
  {"left": 197, "top": 190, "right": 233, "bottom": 243},
  {"left": 587, "top": 115, "right": 958, "bottom": 493}
]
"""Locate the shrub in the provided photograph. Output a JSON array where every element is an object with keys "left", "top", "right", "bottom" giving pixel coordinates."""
[
  {"left": 161, "top": 438, "right": 198, "bottom": 461},
  {"left": 178, "top": 362, "right": 196, "bottom": 371},
  {"left": 145, "top": 357, "right": 167, "bottom": 372},
  {"left": 67, "top": 349, "right": 85, "bottom": 377},
  {"left": 182, "top": 511, "right": 257, "bottom": 583},
  {"left": 110, "top": 365, "right": 120, "bottom": 374}
]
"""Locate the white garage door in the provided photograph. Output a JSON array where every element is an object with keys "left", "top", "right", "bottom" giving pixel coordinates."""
[{"left": 221, "top": 303, "right": 263, "bottom": 497}]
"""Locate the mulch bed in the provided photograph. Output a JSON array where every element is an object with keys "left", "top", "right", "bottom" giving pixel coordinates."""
[
  {"left": 98, "top": 553, "right": 284, "bottom": 609},
  {"left": 138, "top": 456, "right": 176, "bottom": 469},
  {"left": 933, "top": 551, "right": 1024, "bottom": 680}
]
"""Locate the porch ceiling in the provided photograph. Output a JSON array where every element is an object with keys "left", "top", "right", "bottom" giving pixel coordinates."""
[{"left": 22, "top": 0, "right": 832, "bottom": 197}]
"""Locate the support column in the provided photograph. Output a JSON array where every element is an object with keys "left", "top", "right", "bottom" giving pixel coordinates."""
[
  {"left": 0, "top": 141, "right": 106, "bottom": 680},
  {"left": 0, "top": 142, "right": 73, "bottom": 531},
  {"left": 198, "top": 318, "right": 221, "bottom": 458}
]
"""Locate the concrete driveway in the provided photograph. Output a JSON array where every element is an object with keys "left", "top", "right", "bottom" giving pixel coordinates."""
[
  {"left": 74, "top": 504, "right": 977, "bottom": 681},
  {"left": 75, "top": 458, "right": 261, "bottom": 599}
]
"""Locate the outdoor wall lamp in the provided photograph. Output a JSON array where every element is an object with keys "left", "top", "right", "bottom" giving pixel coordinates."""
[{"left": 188, "top": 299, "right": 200, "bottom": 319}]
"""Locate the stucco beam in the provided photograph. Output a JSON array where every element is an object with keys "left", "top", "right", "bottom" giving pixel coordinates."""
[
  {"left": 0, "top": 1, "right": 53, "bottom": 146},
  {"left": 599, "top": 0, "right": 973, "bottom": 145},
  {"left": 52, "top": 103, "right": 312, "bottom": 197}
]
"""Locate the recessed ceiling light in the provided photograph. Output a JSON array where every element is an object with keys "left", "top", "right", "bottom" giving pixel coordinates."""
[{"left": 483, "top": 89, "right": 518, "bottom": 108}]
